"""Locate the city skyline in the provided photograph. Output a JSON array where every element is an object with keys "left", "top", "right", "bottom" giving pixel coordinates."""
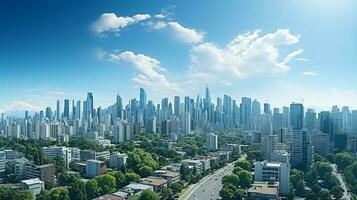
[{"left": 1, "top": 0, "right": 357, "bottom": 112}]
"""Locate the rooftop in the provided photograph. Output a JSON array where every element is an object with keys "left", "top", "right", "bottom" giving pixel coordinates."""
[
  {"left": 141, "top": 177, "right": 167, "bottom": 186},
  {"left": 21, "top": 178, "right": 43, "bottom": 185},
  {"left": 92, "top": 194, "right": 124, "bottom": 200},
  {"left": 124, "top": 183, "right": 153, "bottom": 191},
  {"left": 248, "top": 181, "right": 279, "bottom": 196}
]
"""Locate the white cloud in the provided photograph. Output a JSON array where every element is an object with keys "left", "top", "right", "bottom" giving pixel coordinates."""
[
  {"left": 187, "top": 29, "right": 302, "bottom": 84},
  {"left": 0, "top": 101, "right": 41, "bottom": 113},
  {"left": 109, "top": 51, "right": 181, "bottom": 93},
  {"left": 152, "top": 21, "right": 204, "bottom": 44},
  {"left": 93, "top": 13, "right": 151, "bottom": 35},
  {"left": 302, "top": 71, "right": 319, "bottom": 76}
]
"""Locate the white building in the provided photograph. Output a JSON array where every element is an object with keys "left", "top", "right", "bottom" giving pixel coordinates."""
[
  {"left": 21, "top": 178, "right": 44, "bottom": 199},
  {"left": 109, "top": 152, "right": 127, "bottom": 169},
  {"left": 0, "top": 151, "right": 5, "bottom": 177},
  {"left": 254, "top": 161, "right": 290, "bottom": 195},
  {"left": 43, "top": 146, "right": 71, "bottom": 168},
  {"left": 271, "top": 150, "right": 289, "bottom": 164},
  {"left": 207, "top": 133, "right": 218, "bottom": 151}
]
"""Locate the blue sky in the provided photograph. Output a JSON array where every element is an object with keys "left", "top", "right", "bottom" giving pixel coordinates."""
[{"left": 0, "top": 0, "right": 356, "bottom": 113}]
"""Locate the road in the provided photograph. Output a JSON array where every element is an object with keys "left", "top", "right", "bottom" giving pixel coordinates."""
[
  {"left": 332, "top": 164, "right": 352, "bottom": 200},
  {"left": 180, "top": 155, "right": 246, "bottom": 200}
]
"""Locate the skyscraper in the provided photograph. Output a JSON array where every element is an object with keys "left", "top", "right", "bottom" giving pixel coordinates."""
[
  {"left": 76, "top": 100, "right": 81, "bottom": 119},
  {"left": 63, "top": 99, "right": 70, "bottom": 119},
  {"left": 85, "top": 92, "right": 94, "bottom": 120},
  {"left": 116, "top": 94, "right": 123, "bottom": 119},
  {"left": 240, "top": 97, "right": 252, "bottom": 129},
  {"left": 174, "top": 96, "right": 180, "bottom": 116},
  {"left": 139, "top": 88, "right": 146, "bottom": 109},
  {"left": 56, "top": 100, "right": 61, "bottom": 120},
  {"left": 264, "top": 103, "right": 271, "bottom": 115},
  {"left": 305, "top": 109, "right": 316, "bottom": 131},
  {"left": 290, "top": 103, "right": 304, "bottom": 130}
]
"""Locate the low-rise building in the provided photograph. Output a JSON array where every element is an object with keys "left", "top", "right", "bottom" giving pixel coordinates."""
[
  {"left": 92, "top": 194, "right": 124, "bottom": 200},
  {"left": 25, "top": 163, "right": 56, "bottom": 185},
  {"left": 21, "top": 178, "right": 44, "bottom": 199},
  {"left": 122, "top": 183, "right": 153, "bottom": 196},
  {"left": 109, "top": 153, "right": 127, "bottom": 170},
  {"left": 140, "top": 177, "right": 167, "bottom": 192},
  {"left": 80, "top": 150, "right": 110, "bottom": 161},
  {"left": 153, "top": 170, "right": 180, "bottom": 185},
  {"left": 181, "top": 159, "right": 202, "bottom": 173},
  {"left": 247, "top": 181, "right": 279, "bottom": 200},
  {"left": 43, "top": 146, "right": 71, "bottom": 168},
  {"left": 254, "top": 161, "right": 290, "bottom": 195},
  {"left": 86, "top": 159, "right": 106, "bottom": 178}
]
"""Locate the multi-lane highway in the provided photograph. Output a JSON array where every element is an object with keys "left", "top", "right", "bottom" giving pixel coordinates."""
[{"left": 180, "top": 155, "right": 246, "bottom": 200}]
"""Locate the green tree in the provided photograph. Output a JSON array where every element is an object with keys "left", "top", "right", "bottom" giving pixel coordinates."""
[
  {"left": 160, "top": 187, "right": 175, "bottom": 200},
  {"left": 222, "top": 174, "right": 240, "bottom": 187},
  {"left": 318, "top": 189, "right": 331, "bottom": 200},
  {"left": 169, "top": 182, "right": 183, "bottom": 194},
  {"left": 125, "top": 172, "right": 141, "bottom": 184},
  {"left": 50, "top": 188, "right": 70, "bottom": 200},
  {"left": 0, "top": 187, "right": 32, "bottom": 200},
  {"left": 107, "top": 171, "right": 126, "bottom": 189},
  {"left": 334, "top": 153, "right": 354, "bottom": 170},
  {"left": 305, "top": 169, "right": 318, "bottom": 187},
  {"left": 69, "top": 179, "right": 86, "bottom": 200},
  {"left": 236, "top": 170, "right": 252, "bottom": 188},
  {"left": 95, "top": 174, "right": 116, "bottom": 195},
  {"left": 288, "top": 187, "right": 295, "bottom": 200},
  {"left": 246, "top": 150, "right": 264, "bottom": 161},
  {"left": 138, "top": 189, "right": 160, "bottom": 200},
  {"left": 322, "top": 173, "right": 339, "bottom": 190},
  {"left": 37, "top": 189, "right": 51, "bottom": 200},
  {"left": 138, "top": 165, "right": 153, "bottom": 177},
  {"left": 219, "top": 184, "right": 236, "bottom": 200},
  {"left": 85, "top": 179, "right": 100, "bottom": 199},
  {"left": 330, "top": 186, "right": 344, "bottom": 199},
  {"left": 58, "top": 171, "right": 80, "bottom": 186},
  {"left": 234, "top": 160, "right": 252, "bottom": 171},
  {"left": 315, "top": 162, "right": 332, "bottom": 178},
  {"left": 305, "top": 191, "right": 318, "bottom": 200}
]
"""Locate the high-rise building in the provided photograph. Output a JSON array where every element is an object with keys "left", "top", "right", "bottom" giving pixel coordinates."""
[
  {"left": 116, "top": 94, "right": 123, "bottom": 119},
  {"left": 56, "top": 100, "right": 61, "bottom": 120},
  {"left": 352, "top": 110, "right": 357, "bottom": 134},
  {"left": 45, "top": 107, "right": 52, "bottom": 120},
  {"left": 240, "top": 97, "right": 252, "bottom": 129},
  {"left": 264, "top": 103, "right": 271, "bottom": 115},
  {"left": 207, "top": 133, "right": 218, "bottom": 151},
  {"left": 63, "top": 99, "right": 70, "bottom": 119},
  {"left": 85, "top": 92, "right": 94, "bottom": 120},
  {"left": 290, "top": 103, "right": 304, "bottom": 130},
  {"left": 76, "top": 100, "right": 81, "bottom": 120},
  {"left": 305, "top": 109, "right": 316, "bottom": 131},
  {"left": 182, "top": 112, "right": 191, "bottom": 135},
  {"left": 139, "top": 88, "right": 147, "bottom": 109},
  {"left": 174, "top": 96, "right": 180, "bottom": 116}
]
